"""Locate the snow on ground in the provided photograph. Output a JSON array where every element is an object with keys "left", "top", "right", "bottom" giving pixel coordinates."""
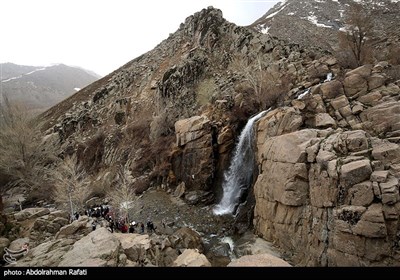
[
  {"left": 307, "top": 15, "right": 333, "bottom": 28},
  {"left": 1, "top": 67, "right": 46, "bottom": 83}
]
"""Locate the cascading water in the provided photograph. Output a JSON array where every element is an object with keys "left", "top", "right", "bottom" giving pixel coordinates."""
[{"left": 213, "top": 110, "right": 268, "bottom": 215}]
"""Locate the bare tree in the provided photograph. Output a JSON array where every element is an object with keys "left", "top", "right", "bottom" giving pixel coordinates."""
[
  {"left": 0, "top": 99, "right": 54, "bottom": 192},
  {"left": 50, "top": 155, "right": 90, "bottom": 218},
  {"left": 339, "top": 3, "right": 374, "bottom": 67},
  {"left": 230, "top": 54, "right": 289, "bottom": 110},
  {"left": 107, "top": 165, "right": 136, "bottom": 222}
]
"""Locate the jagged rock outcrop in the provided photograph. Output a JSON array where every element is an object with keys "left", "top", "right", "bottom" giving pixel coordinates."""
[{"left": 254, "top": 62, "right": 400, "bottom": 266}]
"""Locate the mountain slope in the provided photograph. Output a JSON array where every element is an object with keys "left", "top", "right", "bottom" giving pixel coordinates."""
[
  {"left": 0, "top": 63, "right": 100, "bottom": 113},
  {"left": 250, "top": 0, "right": 400, "bottom": 52}
]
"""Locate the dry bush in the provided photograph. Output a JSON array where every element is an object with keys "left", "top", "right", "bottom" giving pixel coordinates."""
[
  {"left": 230, "top": 54, "right": 288, "bottom": 110},
  {"left": 149, "top": 107, "right": 178, "bottom": 141},
  {"left": 124, "top": 120, "right": 151, "bottom": 146}
]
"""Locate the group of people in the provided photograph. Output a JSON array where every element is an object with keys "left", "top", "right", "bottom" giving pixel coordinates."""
[
  {"left": 72, "top": 205, "right": 158, "bottom": 235},
  {"left": 108, "top": 219, "right": 156, "bottom": 234}
]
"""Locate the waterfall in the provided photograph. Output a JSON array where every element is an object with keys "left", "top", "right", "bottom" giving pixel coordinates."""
[{"left": 213, "top": 110, "right": 268, "bottom": 215}]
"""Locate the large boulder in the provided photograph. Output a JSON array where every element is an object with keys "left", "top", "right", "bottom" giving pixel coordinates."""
[
  {"left": 114, "top": 233, "right": 151, "bottom": 262},
  {"left": 172, "top": 249, "right": 211, "bottom": 267},
  {"left": 56, "top": 216, "right": 91, "bottom": 239},
  {"left": 13, "top": 239, "right": 75, "bottom": 267},
  {"left": 14, "top": 208, "right": 50, "bottom": 222},
  {"left": 175, "top": 115, "right": 210, "bottom": 146},
  {"left": 171, "top": 227, "right": 204, "bottom": 252},
  {"left": 58, "top": 228, "right": 120, "bottom": 266}
]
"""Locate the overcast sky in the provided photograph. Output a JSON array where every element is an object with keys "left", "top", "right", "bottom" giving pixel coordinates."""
[{"left": 0, "top": 0, "right": 279, "bottom": 76}]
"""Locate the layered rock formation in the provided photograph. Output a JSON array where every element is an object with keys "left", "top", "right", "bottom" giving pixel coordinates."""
[{"left": 254, "top": 62, "right": 400, "bottom": 266}]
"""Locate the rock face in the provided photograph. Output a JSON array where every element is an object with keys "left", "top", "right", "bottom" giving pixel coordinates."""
[
  {"left": 172, "top": 115, "right": 215, "bottom": 191},
  {"left": 253, "top": 63, "right": 400, "bottom": 266}
]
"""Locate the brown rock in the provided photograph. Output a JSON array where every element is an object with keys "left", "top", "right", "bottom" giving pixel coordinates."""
[
  {"left": 175, "top": 115, "right": 210, "bottom": 146},
  {"left": 346, "top": 181, "right": 374, "bottom": 206},
  {"left": 320, "top": 80, "right": 344, "bottom": 99},
  {"left": 344, "top": 74, "right": 368, "bottom": 98},
  {"left": 172, "top": 249, "right": 211, "bottom": 267},
  {"left": 340, "top": 159, "right": 372, "bottom": 187},
  {"left": 345, "top": 65, "right": 372, "bottom": 78},
  {"left": 358, "top": 91, "right": 382, "bottom": 106},
  {"left": 172, "top": 227, "right": 204, "bottom": 252},
  {"left": 314, "top": 113, "right": 337, "bottom": 128},
  {"left": 371, "top": 140, "right": 400, "bottom": 165},
  {"left": 368, "top": 74, "right": 386, "bottom": 91},
  {"left": 14, "top": 208, "right": 50, "bottom": 222},
  {"left": 256, "top": 107, "right": 303, "bottom": 140},
  {"left": 352, "top": 204, "right": 387, "bottom": 238},
  {"left": 330, "top": 95, "right": 349, "bottom": 110},
  {"left": 58, "top": 228, "right": 120, "bottom": 266},
  {"left": 227, "top": 253, "right": 291, "bottom": 267},
  {"left": 345, "top": 130, "right": 369, "bottom": 152},
  {"left": 309, "top": 165, "right": 338, "bottom": 207},
  {"left": 370, "top": 171, "right": 389, "bottom": 182}
]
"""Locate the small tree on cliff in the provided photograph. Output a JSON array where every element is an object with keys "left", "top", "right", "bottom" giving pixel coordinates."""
[{"left": 338, "top": 3, "right": 374, "bottom": 67}]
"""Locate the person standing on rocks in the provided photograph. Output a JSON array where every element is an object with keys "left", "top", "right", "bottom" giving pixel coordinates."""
[{"left": 109, "top": 219, "right": 114, "bottom": 233}]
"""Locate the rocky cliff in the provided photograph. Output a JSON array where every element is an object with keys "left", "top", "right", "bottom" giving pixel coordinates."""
[{"left": 254, "top": 62, "right": 400, "bottom": 266}]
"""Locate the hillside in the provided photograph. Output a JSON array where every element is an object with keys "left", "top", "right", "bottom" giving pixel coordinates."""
[
  {"left": 251, "top": 0, "right": 400, "bottom": 54},
  {"left": 0, "top": 63, "right": 100, "bottom": 113}
]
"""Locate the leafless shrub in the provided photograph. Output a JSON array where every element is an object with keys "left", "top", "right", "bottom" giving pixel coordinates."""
[{"left": 230, "top": 54, "right": 290, "bottom": 110}]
